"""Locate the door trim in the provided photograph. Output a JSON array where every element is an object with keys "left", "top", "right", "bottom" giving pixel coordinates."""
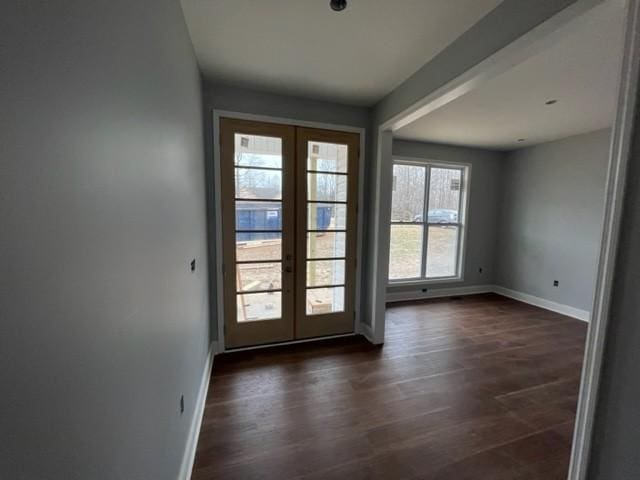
[
  {"left": 212, "top": 110, "right": 366, "bottom": 352},
  {"left": 569, "top": 2, "right": 640, "bottom": 477}
]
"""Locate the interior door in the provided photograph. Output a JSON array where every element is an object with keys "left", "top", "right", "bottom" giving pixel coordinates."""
[
  {"left": 220, "top": 119, "right": 359, "bottom": 348},
  {"left": 295, "top": 128, "right": 359, "bottom": 339},
  {"left": 220, "top": 118, "right": 295, "bottom": 348}
]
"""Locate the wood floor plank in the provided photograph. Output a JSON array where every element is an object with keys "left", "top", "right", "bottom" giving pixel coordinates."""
[{"left": 191, "top": 293, "right": 586, "bottom": 479}]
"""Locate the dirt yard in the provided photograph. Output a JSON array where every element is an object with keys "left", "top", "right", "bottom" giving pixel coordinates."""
[{"left": 235, "top": 233, "right": 345, "bottom": 321}]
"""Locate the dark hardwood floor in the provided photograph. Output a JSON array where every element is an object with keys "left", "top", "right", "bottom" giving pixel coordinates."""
[{"left": 192, "top": 293, "right": 587, "bottom": 479}]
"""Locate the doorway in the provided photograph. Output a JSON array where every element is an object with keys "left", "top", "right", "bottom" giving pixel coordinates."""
[{"left": 219, "top": 118, "right": 359, "bottom": 348}]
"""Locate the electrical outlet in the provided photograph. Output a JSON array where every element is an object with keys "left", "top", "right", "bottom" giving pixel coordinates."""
[
  {"left": 553, "top": 280, "right": 559, "bottom": 287},
  {"left": 180, "top": 395, "right": 184, "bottom": 415},
  {"left": 190, "top": 259, "right": 196, "bottom": 272}
]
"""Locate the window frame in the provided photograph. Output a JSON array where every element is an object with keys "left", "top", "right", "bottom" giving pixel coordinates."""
[{"left": 388, "top": 157, "right": 471, "bottom": 285}]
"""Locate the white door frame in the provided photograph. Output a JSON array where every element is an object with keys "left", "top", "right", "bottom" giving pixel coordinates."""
[
  {"left": 367, "top": 1, "right": 640, "bottom": 479},
  {"left": 211, "top": 109, "right": 366, "bottom": 352},
  {"left": 569, "top": 1, "right": 640, "bottom": 477}
]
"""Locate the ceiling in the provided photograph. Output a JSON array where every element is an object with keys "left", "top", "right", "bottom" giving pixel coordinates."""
[
  {"left": 180, "top": 0, "right": 502, "bottom": 106},
  {"left": 395, "top": 0, "right": 627, "bottom": 150}
]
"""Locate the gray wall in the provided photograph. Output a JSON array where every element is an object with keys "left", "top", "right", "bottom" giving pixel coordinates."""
[
  {"left": 0, "top": 1, "right": 209, "bottom": 479},
  {"left": 201, "top": 82, "right": 371, "bottom": 339},
  {"left": 387, "top": 140, "right": 505, "bottom": 299},
  {"left": 587, "top": 88, "right": 640, "bottom": 480},
  {"left": 496, "top": 129, "right": 611, "bottom": 312}
]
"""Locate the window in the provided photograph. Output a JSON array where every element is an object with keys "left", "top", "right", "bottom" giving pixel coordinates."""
[{"left": 388, "top": 160, "right": 468, "bottom": 282}]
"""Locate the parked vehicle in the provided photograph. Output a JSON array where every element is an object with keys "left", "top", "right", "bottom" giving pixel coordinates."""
[
  {"left": 414, "top": 209, "right": 459, "bottom": 223},
  {"left": 429, "top": 209, "right": 458, "bottom": 223}
]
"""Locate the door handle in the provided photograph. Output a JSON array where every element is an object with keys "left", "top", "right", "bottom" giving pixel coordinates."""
[{"left": 284, "top": 254, "right": 293, "bottom": 274}]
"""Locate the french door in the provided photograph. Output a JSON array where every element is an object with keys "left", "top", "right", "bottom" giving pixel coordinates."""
[{"left": 220, "top": 118, "right": 359, "bottom": 348}]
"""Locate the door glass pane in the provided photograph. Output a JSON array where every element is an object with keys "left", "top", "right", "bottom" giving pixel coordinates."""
[
  {"left": 307, "top": 173, "right": 347, "bottom": 202},
  {"left": 235, "top": 168, "right": 282, "bottom": 200},
  {"left": 237, "top": 292, "right": 282, "bottom": 323},
  {"left": 307, "top": 232, "right": 346, "bottom": 259},
  {"left": 236, "top": 232, "right": 281, "bottom": 262},
  {"left": 237, "top": 263, "right": 281, "bottom": 292},
  {"left": 235, "top": 201, "right": 282, "bottom": 230},
  {"left": 307, "top": 141, "right": 348, "bottom": 173},
  {"left": 234, "top": 134, "right": 282, "bottom": 168},
  {"left": 391, "top": 164, "right": 426, "bottom": 222},
  {"left": 306, "top": 287, "right": 345, "bottom": 315},
  {"left": 306, "top": 259, "right": 345, "bottom": 287},
  {"left": 427, "top": 167, "right": 462, "bottom": 223},
  {"left": 389, "top": 225, "right": 423, "bottom": 280},
  {"left": 426, "top": 226, "right": 459, "bottom": 278},
  {"left": 308, "top": 203, "right": 347, "bottom": 230}
]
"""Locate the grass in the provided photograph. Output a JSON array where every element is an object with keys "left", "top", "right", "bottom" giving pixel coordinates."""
[{"left": 389, "top": 225, "right": 458, "bottom": 279}]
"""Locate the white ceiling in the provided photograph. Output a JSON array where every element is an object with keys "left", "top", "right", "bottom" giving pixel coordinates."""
[
  {"left": 180, "top": 0, "right": 502, "bottom": 106},
  {"left": 395, "top": 0, "right": 627, "bottom": 150}
]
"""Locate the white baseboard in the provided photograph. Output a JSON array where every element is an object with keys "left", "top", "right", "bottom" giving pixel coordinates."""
[
  {"left": 493, "top": 286, "right": 590, "bottom": 322},
  {"left": 357, "top": 322, "right": 376, "bottom": 344},
  {"left": 385, "top": 284, "right": 590, "bottom": 322},
  {"left": 178, "top": 341, "right": 216, "bottom": 480},
  {"left": 386, "top": 284, "right": 494, "bottom": 304}
]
